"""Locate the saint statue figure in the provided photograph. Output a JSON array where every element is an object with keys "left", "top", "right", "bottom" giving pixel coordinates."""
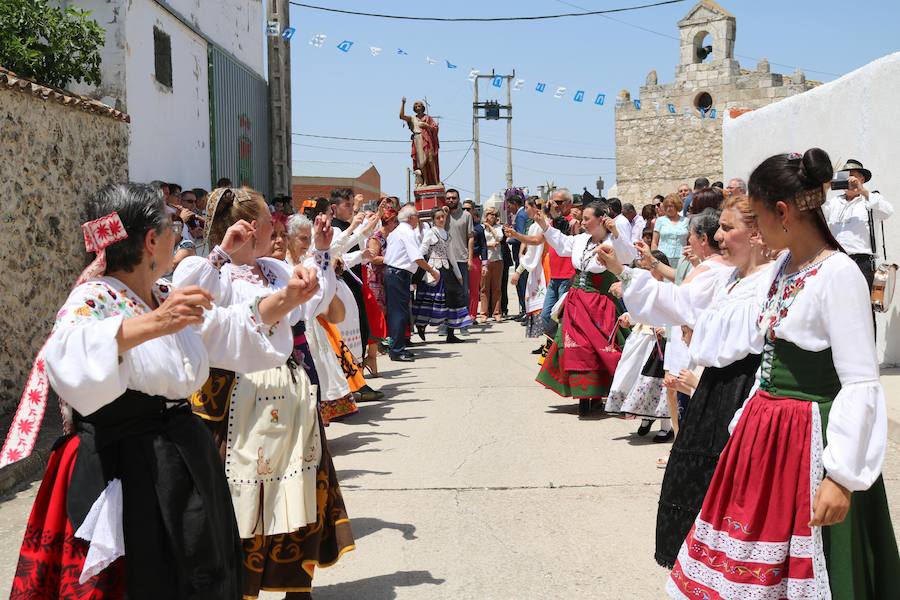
[{"left": 400, "top": 97, "right": 440, "bottom": 187}]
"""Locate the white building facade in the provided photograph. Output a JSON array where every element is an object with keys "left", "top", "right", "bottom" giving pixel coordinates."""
[
  {"left": 65, "top": 0, "right": 270, "bottom": 195},
  {"left": 723, "top": 52, "right": 900, "bottom": 365}
]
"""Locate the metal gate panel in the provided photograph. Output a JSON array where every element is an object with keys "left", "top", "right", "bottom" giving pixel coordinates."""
[{"left": 209, "top": 45, "right": 271, "bottom": 199}]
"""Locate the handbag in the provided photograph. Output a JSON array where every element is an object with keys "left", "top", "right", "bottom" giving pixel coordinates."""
[{"left": 597, "top": 322, "right": 623, "bottom": 373}]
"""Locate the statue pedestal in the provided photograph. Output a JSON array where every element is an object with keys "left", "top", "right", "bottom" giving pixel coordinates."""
[{"left": 414, "top": 184, "right": 445, "bottom": 212}]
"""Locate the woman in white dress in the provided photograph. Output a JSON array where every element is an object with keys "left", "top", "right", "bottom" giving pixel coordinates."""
[
  {"left": 6, "top": 183, "right": 319, "bottom": 599},
  {"left": 509, "top": 197, "right": 548, "bottom": 338},
  {"left": 174, "top": 187, "right": 354, "bottom": 598}
]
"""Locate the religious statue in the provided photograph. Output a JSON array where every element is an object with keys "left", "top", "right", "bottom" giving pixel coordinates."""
[{"left": 399, "top": 97, "right": 440, "bottom": 187}]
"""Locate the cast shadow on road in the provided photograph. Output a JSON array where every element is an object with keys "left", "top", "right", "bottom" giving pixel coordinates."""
[
  {"left": 327, "top": 430, "right": 409, "bottom": 456},
  {"left": 611, "top": 432, "right": 672, "bottom": 447},
  {"left": 337, "top": 468, "right": 392, "bottom": 481},
  {"left": 350, "top": 516, "right": 418, "bottom": 541},
  {"left": 313, "top": 571, "right": 445, "bottom": 600},
  {"left": 544, "top": 404, "right": 617, "bottom": 420},
  {"left": 342, "top": 402, "right": 427, "bottom": 428}
]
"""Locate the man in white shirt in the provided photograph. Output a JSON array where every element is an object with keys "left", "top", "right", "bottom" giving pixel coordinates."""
[
  {"left": 824, "top": 159, "right": 893, "bottom": 289},
  {"left": 608, "top": 198, "right": 633, "bottom": 254},
  {"left": 384, "top": 205, "right": 440, "bottom": 361},
  {"left": 623, "top": 202, "right": 645, "bottom": 245}
]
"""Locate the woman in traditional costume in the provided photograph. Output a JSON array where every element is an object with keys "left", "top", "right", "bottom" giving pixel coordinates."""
[
  {"left": 605, "top": 252, "right": 672, "bottom": 438},
  {"left": 412, "top": 207, "right": 472, "bottom": 343},
  {"left": 5, "top": 183, "right": 319, "bottom": 599},
  {"left": 665, "top": 149, "right": 899, "bottom": 598},
  {"left": 509, "top": 198, "right": 547, "bottom": 338},
  {"left": 174, "top": 188, "right": 354, "bottom": 599},
  {"left": 534, "top": 201, "right": 637, "bottom": 418},
  {"left": 600, "top": 195, "right": 773, "bottom": 570},
  {"left": 286, "top": 213, "right": 361, "bottom": 425}
]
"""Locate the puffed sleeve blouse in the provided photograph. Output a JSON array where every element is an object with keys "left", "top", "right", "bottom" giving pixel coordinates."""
[
  {"left": 44, "top": 277, "right": 293, "bottom": 417},
  {"left": 620, "top": 260, "right": 732, "bottom": 329},
  {"left": 542, "top": 226, "right": 637, "bottom": 274},
  {"left": 174, "top": 249, "right": 335, "bottom": 327},
  {"left": 755, "top": 252, "right": 886, "bottom": 492}
]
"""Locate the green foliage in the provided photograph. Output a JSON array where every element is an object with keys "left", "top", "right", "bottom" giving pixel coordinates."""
[{"left": 0, "top": 0, "right": 105, "bottom": 90}]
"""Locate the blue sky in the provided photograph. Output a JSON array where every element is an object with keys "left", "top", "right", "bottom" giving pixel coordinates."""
[{"left": 288, "top": 0, "right": 899, "bottom": 202}]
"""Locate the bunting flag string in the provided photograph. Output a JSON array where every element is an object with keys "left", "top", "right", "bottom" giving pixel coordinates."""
[{"left": 300, "top": 28, "right": 720, "bottom": 119}]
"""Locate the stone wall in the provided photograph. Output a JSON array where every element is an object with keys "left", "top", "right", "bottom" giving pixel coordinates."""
[
  {"left": 614, "top": 64, "right": 816, "bottom": 206},
  {"left": 0, "top": 80, "right": 128, "bottom": 414}
]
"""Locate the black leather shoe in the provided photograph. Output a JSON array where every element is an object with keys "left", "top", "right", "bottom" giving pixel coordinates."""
[
  {"left": 653, "top": 429, "right": 674, "bottom": 443},
  {"left": 446, "top": 335, "right": 466, "bottom": 344},
  {"left": 637, "top": 419, "right": 653, "bottom": 436},
  {"left": 530, "top": 346, "right": 544, "bottom": 355},
  {"left": 390, "top": 353, "right": 414, "bottom": 362}
]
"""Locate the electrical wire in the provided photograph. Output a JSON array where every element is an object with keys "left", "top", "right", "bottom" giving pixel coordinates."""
[
  {"left": 293, "top": 132, "right": 471, "bottom": 144},
  {"left": 293, "top": 133, "right": 613, "bottom": 160},
  {"left": 288, "top": 0, "right": 687, "bottom": 22},
  {"left": 478, "top": 140, "right": 613, "bottom": 160},
  {"left": 443, "top": 141, "right": 475, "bottom": 180}
]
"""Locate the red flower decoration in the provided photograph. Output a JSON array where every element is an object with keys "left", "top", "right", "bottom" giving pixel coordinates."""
[
  {"left": 5, "top": 448, "right": 21, "bottom": 463},
  {"left": 86, "top": 299, "right": 96, "bottom": 308},
  {"left": 96, "top": 222, "right": 110, "bottom": 240},
  {"left": 18, "top": 419, "right": 34, "bottom": 435},
  {"left": 108, "top": 219, "right": 123, "bottom": 237},
  {"left": 27, "top": 388, "right": 41, "bottom": 404}
]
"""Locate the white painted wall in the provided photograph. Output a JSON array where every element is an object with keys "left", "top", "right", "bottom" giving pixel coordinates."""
[
  {"left": 61, "top": 0, "right": 128, "bottom": 108},
  {"left": 165, "top": 0, "right": 265, "bottom": 76},
  {"left": 125, "top": 0, "right": 212, "bottom": 190},
  {"left": 723, "top": 52, "right": 900, "bottom": 365}
]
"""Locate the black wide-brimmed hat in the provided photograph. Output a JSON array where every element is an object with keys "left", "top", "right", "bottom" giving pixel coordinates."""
[{"left": 838, "top": 159, "right": 872, "bottom": 182}]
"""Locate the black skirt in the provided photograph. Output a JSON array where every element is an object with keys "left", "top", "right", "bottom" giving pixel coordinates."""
[
  {"left": 440, "top": 266, "right": 468, "bottom": 310},
  {"left": 654, "top": 353, "right": 761, "bottom": 568},
  {"left": 69, "top": 390, "right": 243, "bottom": 598}
]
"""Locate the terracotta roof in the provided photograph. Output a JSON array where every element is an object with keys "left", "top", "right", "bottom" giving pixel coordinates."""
[{"left": 0, "top": 66, "right": 129, "bottom": 123}]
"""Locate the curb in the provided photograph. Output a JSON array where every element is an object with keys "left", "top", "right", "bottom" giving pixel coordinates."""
[{"left": 0, "top": 445, "right": 52, "bottom": 498}]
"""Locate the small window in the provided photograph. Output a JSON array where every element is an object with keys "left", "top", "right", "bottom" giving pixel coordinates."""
[
  {"left": 695, "top": 92, "right": 713, "bottom": 111},
  {"left": 153, "top": 27, "right": 172, "bottom": 88}
]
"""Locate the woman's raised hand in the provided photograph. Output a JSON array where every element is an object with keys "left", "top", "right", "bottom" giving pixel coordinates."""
[
  {"left": 285, "top": 264, "right": 320, "bottom": 306},
  {"left": 151, "top": 286, "right": 213, "bottom": 335},
  {"left": 595, "top": 244, "right": 624, "bottom": 275},
  {"left": 313, "top": 213, "right": 333, "bottom": 250},
  {"left": 220, "top": 219, "right": 256, "bottom": 256},
  {"left": 634, "top": 241, "right": 653, "bottom": 269}
]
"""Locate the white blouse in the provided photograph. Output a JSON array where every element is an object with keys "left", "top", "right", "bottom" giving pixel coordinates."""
[
  {"left": 754, "top": 251, "right": 886, "bottom": 492},
  {"left": 174, "top": 251, "right": 335, "bottom": 328},
  {"left": 542, "top": 226, "right": 638, "bottom": 274},
  {"left": 688, "top": 264, "right": 773, "bottom": 368},
  {"left": 45, "top": 277, "right": 292, "bottom": 417},
  {"left": 620, "top": 261, "right": 732, "bottom": 329}
]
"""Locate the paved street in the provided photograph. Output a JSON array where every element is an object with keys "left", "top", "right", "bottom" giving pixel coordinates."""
[{"left": 2, "top": 315, "right": 900, "bottom": 599}]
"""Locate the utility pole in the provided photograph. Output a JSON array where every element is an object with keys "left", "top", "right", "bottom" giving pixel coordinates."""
[
  {"left": 472, "top": 70, "right": 514, "bottom": 204},
  {"left": 267, "top": 0, "right": 292, "bottom": 198}
]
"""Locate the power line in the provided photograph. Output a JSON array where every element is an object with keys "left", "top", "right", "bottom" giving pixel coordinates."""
[
  {"left": 443, "top": 142, "right": 475, "bottom": 180},
  {"left": 291, "top": 141, "right": 468, "bottom": 154},
  {"left": 554, "top": 0, "right": 840, "bottom": 77},
  {"left": 293, "top": 132, "right": 471, "bottom": 144},
  {"left": 479, "top": 140, "right": 613, "bottom": 160},
  {"left": 289, "top": 0, "right": 687, "bottom": 22},
  {"left": 292, "top": 132, "right": 614, "bottom": 160}
]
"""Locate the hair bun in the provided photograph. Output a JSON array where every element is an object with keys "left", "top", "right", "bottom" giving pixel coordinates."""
[{"left": 798, "top": 148, "right": 833, "bottom": 188}]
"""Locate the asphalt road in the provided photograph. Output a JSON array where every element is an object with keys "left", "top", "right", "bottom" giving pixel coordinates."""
[{"left": 2, "top": 317, "right": 899, "bottom": 599}]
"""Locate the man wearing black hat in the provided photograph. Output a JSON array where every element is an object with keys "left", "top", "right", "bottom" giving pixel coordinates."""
[{"left": 824, "top": 159, "right": 893, "bottom": 289}]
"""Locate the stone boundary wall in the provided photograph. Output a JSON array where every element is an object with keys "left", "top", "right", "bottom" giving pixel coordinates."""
[{"left": 0, "top": 79, "right": 128, "bottom": 414}]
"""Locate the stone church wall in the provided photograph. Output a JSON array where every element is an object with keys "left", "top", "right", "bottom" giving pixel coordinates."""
[{"left": 0, "top": 75, "right": 128, "bottom": 414}]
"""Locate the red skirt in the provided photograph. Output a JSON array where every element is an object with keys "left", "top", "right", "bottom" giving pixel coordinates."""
[
  {"left": 362, "top": 266, "right": 387, "bottom": 342},
  {"left": 668, "top": 391, "right": 826, "bottom": 599},
  {"left": 11, "top": 436, "right": 126, "bottom": 599}
]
